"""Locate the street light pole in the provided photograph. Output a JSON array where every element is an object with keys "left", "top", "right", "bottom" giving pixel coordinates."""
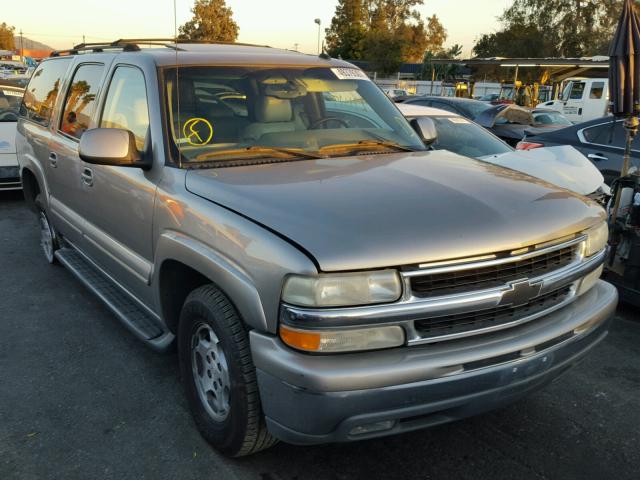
[{"left": 314, "top": 18, "right": 321, "bottom": 54}]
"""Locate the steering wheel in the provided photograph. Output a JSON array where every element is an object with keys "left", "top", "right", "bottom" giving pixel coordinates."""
[{"left": 308, "top": 116, "right": 349, "bottom": 130}]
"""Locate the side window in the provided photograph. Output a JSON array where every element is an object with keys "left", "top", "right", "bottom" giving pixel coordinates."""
[
  {"left": 583, "top": 121, "right": 624, "bottom": 146},
  {"left": 59, "top": 64, "right": 104, "bottom": 139},
  {"left": 20, "top": 58, "right": 71, "bottom": 126},
  {"left": 100, "top": 67, "right": 149, "bottom": 151},
  {"left": 569, "top": 82, "right": 586, "bottom": 100},
  {"left": 589, "top": 82, "right": 605, "bottom": 100}
]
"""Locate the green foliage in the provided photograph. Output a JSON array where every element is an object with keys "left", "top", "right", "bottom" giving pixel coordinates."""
[
  {"left": 325, "top": 0, "right": 447, "bottom": 75},
  {"left": 0, "top": 23, "right": 15, "bottom": 51},
  {"left": 179, "top": 0, "right": 239, "bottom": 43},
  {"left": 473, "top": 0, "right": 633, "bottom": 58},
  {"left": 420, "top": 43, "right": 462, "bottom": 81},
  {"left": 325, "top": 0, "right": 367, "bottom": 60}
]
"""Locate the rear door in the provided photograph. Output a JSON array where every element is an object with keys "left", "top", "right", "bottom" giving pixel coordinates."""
[
  {"left": 76, "top": 64, "right": 157, "bottom": 302},
  {"left": 48, "top": 62, "right": 106, "bottom": 246},
  {"left": 17, "top": 57, "right": 72, "bottom": 218},
  {"left": 577, "top": 119, "right": 638, "bottom": 183}
]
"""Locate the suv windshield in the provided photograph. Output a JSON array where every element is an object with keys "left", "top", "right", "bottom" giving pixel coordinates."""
[
  {"left": 164, "top": 66, "right": 425, "bottom": 165},
  {"left": 0, "top": 86, "right": 23, "bottom": 123}
]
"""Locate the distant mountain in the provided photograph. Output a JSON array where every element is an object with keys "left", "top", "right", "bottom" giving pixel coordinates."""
[{"left": 13, "top": 36, "right": 52, "bottom": 52}]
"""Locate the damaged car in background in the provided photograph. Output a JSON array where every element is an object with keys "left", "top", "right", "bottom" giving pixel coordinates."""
[
  {"left": 474, "top": 103, "right": 573, "bottom": 147},
  {"left": 397, "top": 103, "right": 609, "bottom": 203}
]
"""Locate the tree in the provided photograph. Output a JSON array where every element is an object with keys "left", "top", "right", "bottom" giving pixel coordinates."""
[
  {"left": 420, "top": 43, "right": 462, "bottom": 81},
  {"left": 0, "top": 23, "right": 15, "bottom": 51},
  {"left": 423, "top": 15, "right": 447, "bottom": 54},
  {"left": 179, "top": 0, "right": 239, "bottom": 42},
  {"left": 326, "top": 0, "right": 448, "bottom": 74},
  {"left": 473, "top": 0, "right": 635, "bottom": 59},
  {"left": 325, "top": 0, "right": 367, "bottom": 59}
]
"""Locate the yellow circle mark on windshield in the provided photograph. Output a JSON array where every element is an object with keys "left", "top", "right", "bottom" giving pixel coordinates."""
[{"left": 183, "top": 118, "right": 214, "bottom": 146}]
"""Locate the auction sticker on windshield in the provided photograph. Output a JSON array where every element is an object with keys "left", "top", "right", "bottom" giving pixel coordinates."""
[{"left": 331, "top": 68, "right": 370, "bottom": 81}]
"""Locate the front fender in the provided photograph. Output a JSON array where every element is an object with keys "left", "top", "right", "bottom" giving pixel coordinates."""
[{"left": 153, "top": 230, "right": 269, "bottom": 332}]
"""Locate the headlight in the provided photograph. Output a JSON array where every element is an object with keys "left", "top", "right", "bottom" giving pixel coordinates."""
[
  {"left": 280, "top": 325, "right": 405, "bottom": 353},
  {"left": 282, "top": 270, "right": 402, "bottom": 307},
  {"left": 584, "top": 222, "right": 608, "bottom": 257}
]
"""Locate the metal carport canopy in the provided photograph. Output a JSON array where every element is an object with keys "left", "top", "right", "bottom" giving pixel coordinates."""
[{"left": 431, "top": 57, "right": 609, "bottom": 82}]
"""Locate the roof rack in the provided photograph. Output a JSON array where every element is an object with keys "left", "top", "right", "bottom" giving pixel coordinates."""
[{"left": 50, "top": 38, "right": 271, "bottom": 57}]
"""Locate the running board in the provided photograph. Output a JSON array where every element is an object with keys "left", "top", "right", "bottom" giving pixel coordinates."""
[{"left": 55, "top": 247, "right": 174, "bottom": 351}]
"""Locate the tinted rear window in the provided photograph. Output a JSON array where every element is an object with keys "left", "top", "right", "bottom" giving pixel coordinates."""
[{"left": 20, "top": 58, "right": 72, "bottom": 127}]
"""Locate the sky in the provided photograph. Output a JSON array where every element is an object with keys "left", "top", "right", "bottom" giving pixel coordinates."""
[{"left": 5, "top": 0, "right": 513, "bottom": 58}]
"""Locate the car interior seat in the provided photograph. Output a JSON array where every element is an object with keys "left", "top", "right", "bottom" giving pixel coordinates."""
[{"left": 242, "top": 96, "right": 297, "bottom": 142}]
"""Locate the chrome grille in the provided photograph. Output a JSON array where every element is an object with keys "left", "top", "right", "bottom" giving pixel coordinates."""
[
  {"left": 410, "top": 245, "right": 576, "bottom": 298},
  {"left": 413, "top": 285, "right": 573, "bottom": 340}
]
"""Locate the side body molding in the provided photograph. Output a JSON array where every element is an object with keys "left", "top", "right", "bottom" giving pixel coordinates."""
[{"left": 153, "top": 231, "right": 268, "bottom": 332}]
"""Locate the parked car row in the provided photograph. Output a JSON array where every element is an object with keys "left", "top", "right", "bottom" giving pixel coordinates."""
[
  {"left": 517, "top": 117, "right": 637, "bottom": 185},
  {"left": 0, "top": 84, "right": 23, "bottom": 191},
  {"left": 396, "top": 103, "right": 609, "bottom": 201},
  {"left": 394, "top": 96, "right": 572, "bottom": 145}
]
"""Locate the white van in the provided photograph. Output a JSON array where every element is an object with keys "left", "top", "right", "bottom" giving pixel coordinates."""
[{"left": 539, "top": 78, "right": 609, "bottom": 123}]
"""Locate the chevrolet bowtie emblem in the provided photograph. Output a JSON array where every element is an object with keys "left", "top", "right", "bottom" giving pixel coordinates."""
[{"left": 499, "top": 279, "right": 543, "bottom": 307}]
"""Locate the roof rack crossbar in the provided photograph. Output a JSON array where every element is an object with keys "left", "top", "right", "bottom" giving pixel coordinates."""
[{"left": 50, "top": 38, "right": 271, "bottom": 57}]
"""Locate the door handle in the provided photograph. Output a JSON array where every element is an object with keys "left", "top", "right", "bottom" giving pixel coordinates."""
[
  {"left": 587, "top": 153, "right": 608, "bottom": 162},
  {"left": 49, "top": 152, "right": 58, "bottom": 168},
  {"left": 81, "top": 167, "right": 94, "bottom": 186}
]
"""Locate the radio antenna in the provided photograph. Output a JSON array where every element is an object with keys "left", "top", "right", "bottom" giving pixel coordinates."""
[{"left": 174, "top": 0, "right": 182, "bottom": 167}]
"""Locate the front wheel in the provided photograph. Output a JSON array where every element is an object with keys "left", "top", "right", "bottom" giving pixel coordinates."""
[
  {"left": 178, "top": 284, "right": 277, "bottom": 457},
  {"left": 35, "top": 194, "right": 58, "bottom": 264}
]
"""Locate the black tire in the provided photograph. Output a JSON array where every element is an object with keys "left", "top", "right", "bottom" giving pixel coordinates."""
[
  {"left": 35, "top": 194, "right": 59, "bottom": 264},
  {"left": 178, "top": 284, "right": 278, "bottom": 457}
]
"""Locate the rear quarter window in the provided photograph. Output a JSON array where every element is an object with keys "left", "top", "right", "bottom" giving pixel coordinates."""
[{"left": 20, "top": 58, "right": 72, "bottom": 127}]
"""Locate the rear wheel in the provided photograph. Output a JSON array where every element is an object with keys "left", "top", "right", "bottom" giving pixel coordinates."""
[
  {"left": 178, "top": 284, "right": 277, "bottom": 457},
  {"left": 35, "top": 194, "right": 58, "bottom": 264}
]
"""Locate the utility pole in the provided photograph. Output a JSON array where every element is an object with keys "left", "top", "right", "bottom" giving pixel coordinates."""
[
  {"left": 19, "top": 29, "right": 24, "bottom": 61},
  {"left": 82, "top": 34, "right": 86, "bottom": 45}
]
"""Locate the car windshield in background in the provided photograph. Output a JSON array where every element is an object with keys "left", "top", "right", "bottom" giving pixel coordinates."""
[
  {"left": 164, "top": 66, "right": 425, "bottom": 165},
  {"left": 427, "top": 115, "right": 512, "bottom": 157},
  {"left": 532, "top": 111, "right": 572, "bottom": 127},
  {"left": 458, "top": 100, "right": 492, "bottom": 119},
  {"left": 0, "top": 86, "right": 23, "bottom": 122}
]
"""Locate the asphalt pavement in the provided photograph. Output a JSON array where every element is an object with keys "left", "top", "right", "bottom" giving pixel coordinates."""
[{"left": 1, "top": 190, "right": 639, "bottom": 480}]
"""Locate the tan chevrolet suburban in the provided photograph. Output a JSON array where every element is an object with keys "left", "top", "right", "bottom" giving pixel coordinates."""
[{"left": 17, "top": 39, "right": 617, "bottom": 457}]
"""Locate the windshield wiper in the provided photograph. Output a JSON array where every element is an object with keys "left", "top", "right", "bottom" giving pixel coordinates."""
[
  {"left": 318, "top": 140, "right": 418, "bottom": 154},
  {"left": 195, "top": 146, "right": 324, "bottom": 162}
]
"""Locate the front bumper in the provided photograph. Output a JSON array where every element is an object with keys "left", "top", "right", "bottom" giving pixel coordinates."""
[
  {"left": 0, "top": 155, "right": 21, "bottom": 190},
  {"left": 251, "top": 280, "right": 617, "bottom": 445}
]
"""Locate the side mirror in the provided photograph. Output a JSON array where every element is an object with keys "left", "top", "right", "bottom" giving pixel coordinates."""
[
  {"left": 410, "top": 117, "right": 438, "bottom": 146},
  {"left": 79, "top": 128, "right": 150, "bottom": 169}
]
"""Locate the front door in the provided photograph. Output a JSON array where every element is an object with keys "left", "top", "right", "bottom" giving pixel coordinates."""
[
  {"left": 76, "top": 65, "right": 157, "bottom": 304},
  {"left": 562, "top": 80, "right": 586, "bottom": 123}
]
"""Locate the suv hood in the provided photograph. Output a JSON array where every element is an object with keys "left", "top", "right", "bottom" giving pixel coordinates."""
[{"left": 186, "top": 151, "right": 604, "bottom": 272}]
